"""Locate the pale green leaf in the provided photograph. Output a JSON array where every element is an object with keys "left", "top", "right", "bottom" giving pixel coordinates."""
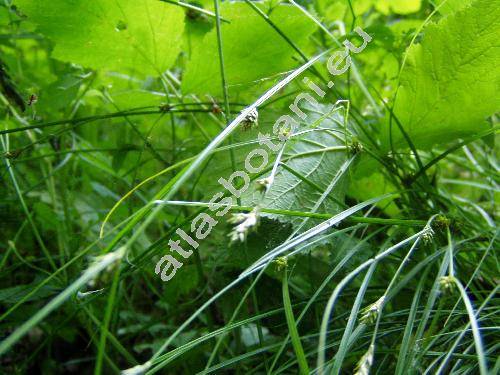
[
  {"left": 15, "top": 0, "right": 185, "bottom": 76},
  {"left": 433, "top": 0, "right": 473, "bottom": 15},
  {"left": 181, "top": 2, "right": 316, "bottom": 97},
  {"left": 246, "top": 105, "right": 349, "bottom": 228},
  {"left": 386, "top": 0, "right": 500, "bottom": 149},
  {"left": 375, "top": 0, "right": 422, "bottom": 15}
]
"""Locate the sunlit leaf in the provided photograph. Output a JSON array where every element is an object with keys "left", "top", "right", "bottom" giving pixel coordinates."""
[
  {"left": 387, "top": 0, "right": 500, "bottom": 149},
  {"left": 15, "top": 0, "right": 185, "bottom": 76},
  {"left": 182, "top": 2, "right": 316, "bottom": 97}
]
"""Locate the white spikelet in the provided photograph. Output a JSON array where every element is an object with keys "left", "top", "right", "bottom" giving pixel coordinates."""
[
  {"left": 355, "top": 344, "right": 374, "bottom": 375},
  {"left": 228, "top": 208, "right": 260, "bottom": 243},
  {"left": 121, "top": 361, "right": 152, "bottom": 375}
]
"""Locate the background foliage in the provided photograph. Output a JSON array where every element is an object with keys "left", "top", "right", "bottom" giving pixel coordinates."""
[{"left": 0, "top": 0, "right": 498, "bottom": 374}]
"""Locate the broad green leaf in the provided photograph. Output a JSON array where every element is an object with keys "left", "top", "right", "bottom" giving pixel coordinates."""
[
  {"left": 375, "top": 0, "right": 422, "bottom": 15},
  {"left": 244, "top": 105, "right": 349, "bottom": 228},
  {"left": 386, "top": 0, "right": 500, "bottom": 149},
  {"left": 433, "top": 0, "right": 473, "bottom": 15},
  {"left": 181, "top": 2, "right": 316, "bottom": 97},
  {"left": 37, "top": 71, "right": 83, "bottom": 112},
  {"left": 163, "top": 265, "right": 199, "bottom": 302},
  {"left": 319, "top": 0, "right": 421, "bottom": 18},
  {"left": 0, "top": 6, "right": 11, "bottom": 25},
  {"left": 15, "top": 0, "right": 185, "bottom": 76},
  {"left": 349, "top": 172, "right": 400, "bottom": 216},
  {"left": 316, "top": 1, "right": 348, "bottom": 22},
  {"left": 199, "top": 104, "right": 349, "bottom": 229}
]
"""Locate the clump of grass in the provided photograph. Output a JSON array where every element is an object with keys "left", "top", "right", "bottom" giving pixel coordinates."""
[{"left": 1, "top": 1, "right": 498, "bottom": 374}]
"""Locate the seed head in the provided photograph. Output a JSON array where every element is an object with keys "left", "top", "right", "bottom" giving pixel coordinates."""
[
  {"left": 241, "top": 107, "right": 258, "bottom": 130},
  {"left": 421, "top": 226, "right": 434, "bottom": 244},
  {"left": 86, "top": 247, "right": 126, "bottom": 288},
  {"left": 279, "top": 127, "right": 292, "bottom": 141},
  {"left": 354, "top": 344, "right": 374, "bottom": 375},
  {"left": 360, "top": 296, "right": 385, "bottom": 324},
  {"left": 274, "top": 256, "right": 288, "bottom": 272},
  {"left": 228, "top": 209, "right": 260, "bottom": 243},
  {"left": 433, "top": 215, "right": 450, "bottom": 231},
  {"left": 256, "top": 176, "right": 274, "bottom": 193},
  {"left": 349, "top": 140, "right": 363, "bottom": 155},
  {"left": 439, "top": 275, "right": 456, "bottom": 294}
]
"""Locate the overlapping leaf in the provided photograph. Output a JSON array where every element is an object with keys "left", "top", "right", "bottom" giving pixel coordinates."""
[
  {"left": 182, "top": 2, "right": 316, "bottom": 97},
  {"left": 387, "top": 0, "right": 500, "bottom": 149},
  {"left": 15, "top": 0, "right": 185, "bottom": 76},
  {"left": 242, "top": 105, "right": 350, "bottom": 228}
]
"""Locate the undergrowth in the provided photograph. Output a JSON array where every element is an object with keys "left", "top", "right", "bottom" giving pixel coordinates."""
[{"left": 0, "top": 0, "right": 498, "bottom": 374}]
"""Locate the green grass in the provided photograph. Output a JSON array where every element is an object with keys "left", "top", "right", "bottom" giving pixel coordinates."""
[{"left": 1, "top": 0, "right": 498, "bottom": 374}]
